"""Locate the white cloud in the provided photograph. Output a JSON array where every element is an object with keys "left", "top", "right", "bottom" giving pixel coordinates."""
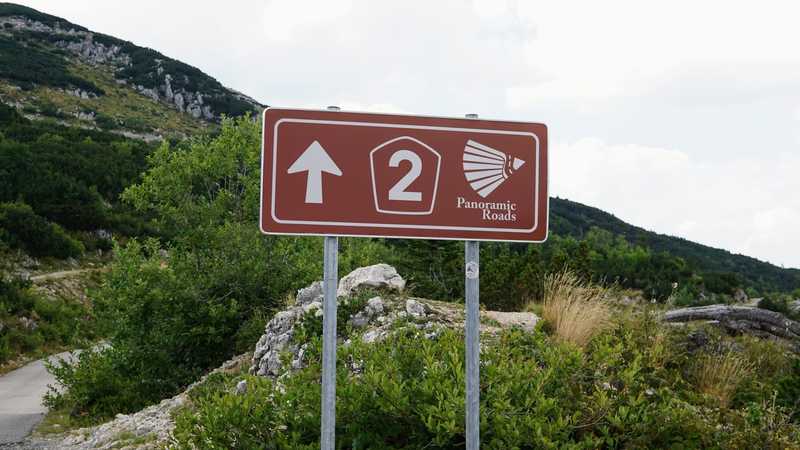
[
  {"left": 262, "top": 0, "right": 354, "bottom": 42},
  {"left": 553, "top": 138, "right": 800, "bottom": 267}
]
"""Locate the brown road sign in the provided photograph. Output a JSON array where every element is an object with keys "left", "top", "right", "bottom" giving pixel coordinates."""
[{"left": 260, "top": 108, "right": 548, "bottom": 242}]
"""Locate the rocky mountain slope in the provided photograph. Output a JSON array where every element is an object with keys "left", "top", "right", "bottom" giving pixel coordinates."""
[{"left": 0, "top": 3, "right": 263, "bottom": 140}]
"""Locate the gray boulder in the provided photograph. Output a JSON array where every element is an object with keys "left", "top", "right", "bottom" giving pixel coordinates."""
[
  {"left": 296, "top": 281, "right": 323, "bottom": 306},
  {"left": 405, "top": 299, "right": 427, "bottom": 318},
  {"left": 338, "top": 264, "right": 406, "bottom": 297}
]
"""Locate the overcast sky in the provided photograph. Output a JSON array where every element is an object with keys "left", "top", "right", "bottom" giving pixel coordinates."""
[{"left": 20, "top": 0, "right": 800, "bottom": 269}]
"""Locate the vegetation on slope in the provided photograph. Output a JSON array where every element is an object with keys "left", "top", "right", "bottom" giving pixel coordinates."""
[
  {"left": 44, "top": 118, "right": 800, "bottom": 429},
  {"left": 0, "top": 104, "right": 152, "bottom": 254},
  {"left": 173, "top": 309, "right": 800, "bottom": 449},
  {"left": 551, "top": 197, "right": 800, "bottom": 293},
  {"left": 0, "top": 35, "right": 102, "bottom": 94},
  {"left": 0, "top": 62, "right": 213, "bottom": 138},
  {"left": 0, "top": 2, "right": 262, "bottom": 122},
  {"left": 0, "top": 275, "right": 98, "bottom": 369}
]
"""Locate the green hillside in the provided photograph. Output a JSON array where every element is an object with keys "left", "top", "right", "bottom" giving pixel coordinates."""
[
  {"left": 0, "top": 3, "right": 263, "bottom": 140},
  {"left": 550, "top": 197, "right": 800, "bottom": 293}
]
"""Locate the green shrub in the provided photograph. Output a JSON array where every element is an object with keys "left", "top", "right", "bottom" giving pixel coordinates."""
[
  {"left": 0, "top": 202, "right": 83, "bottom": 258},
  {"left": 174, "top": 321, "right": 800, "bottom": 449},
  {"left": 776, "top": 358, "right": 800, "bottom": 420},
  {"left": 94, "top": 113, "right": 118, "bottom": 130},
  {"left": 0, "top": 276, "right": 96, "bottom": 365},
  {"left": 759, "top": 295, "right": 799, "bottom": 320},
  {"left": 0, "top": 103, "right": 152, "bottom": 232},
  {"left": 45, "top": 346, "right": 145, "bottom": 421},
  {"left": 233, "top": 308, "right": 270, "bottom": 354}
]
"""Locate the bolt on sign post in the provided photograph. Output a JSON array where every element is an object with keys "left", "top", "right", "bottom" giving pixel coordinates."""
[{"left": 259, "top": 107, "right": 548, "bottom": 449}]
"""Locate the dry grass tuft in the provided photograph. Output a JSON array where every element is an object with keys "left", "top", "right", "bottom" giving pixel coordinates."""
[
  {"left": 535, "top": 270, "right": 611, "bottom": 347},
  {"left": 694, "top": 351, "right": 753, "bottom": 408}
]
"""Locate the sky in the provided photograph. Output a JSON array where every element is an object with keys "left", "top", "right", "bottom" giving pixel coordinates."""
[{"left": 19, "top": 0, "right": 800, "bottom": 269}]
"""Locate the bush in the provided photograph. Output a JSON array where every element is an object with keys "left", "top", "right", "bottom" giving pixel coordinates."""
[
  {"left": 0, "top": 201, "right": 83, "bottom": 258},
  {"left": 776, "top": 358, "right": 800, "bottom": 420},
  {"left": 759, "top": 295, "right": 800, "bottom": 321},
  {"left": 0, "top": 276, "right": 96, "bottom": 365},
  {"left": 175, "top": 322, "right": 800, "bottom": 449},
  {"left": 0, "top": 104, "right": 152, "bottom": 232},
  {"left": 46, "top": 238, "right": 239, "bottom": 418}
]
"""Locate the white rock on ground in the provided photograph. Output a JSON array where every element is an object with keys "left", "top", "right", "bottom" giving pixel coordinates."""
[
  {"left": 405, "top": 299, "right": 427, "bottom": 318},
  {"left": 337, "top": 264, "right": 405, "bottom": 297},
  {"left": 251, "top": 264, "right": 406, "bottom": 377}
]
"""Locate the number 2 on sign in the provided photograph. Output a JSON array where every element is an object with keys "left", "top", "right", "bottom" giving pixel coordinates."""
[{"left": 388, "top": 150, "right": 422, "bottom": 202}]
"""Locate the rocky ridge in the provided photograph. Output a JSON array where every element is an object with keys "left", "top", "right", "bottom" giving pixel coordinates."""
[{"left": 0, "top": 11, "right": 262, "bottom": 122}]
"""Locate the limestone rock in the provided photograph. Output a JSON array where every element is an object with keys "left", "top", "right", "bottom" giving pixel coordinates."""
[
  {"left": 235, "top": 380, "right": 248, "bottom": 395},
  {"left": 296, "top": 281, "right": 323, "bottom": 306},
  {"left": 366, "top": 296, "right": 385, "bottom": 316},
  {"left": 405, "top": 299, "right": 427, "bottom": 318},
  {"left": 251, "top": 308, "right": 304, "bottom": 377},
  {"left": 337, "top": 264, "right": 406, "bottom": 297}
]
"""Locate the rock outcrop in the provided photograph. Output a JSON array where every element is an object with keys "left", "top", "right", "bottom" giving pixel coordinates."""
[
  {"left": 250, "top": 264, "right": 540, "bottom": 378},
  {"left": 251, "top": 263, "right": 407, "bottom": 377},
  {"left": 0, "top": 14, "right": 261, "bottom": 122}
]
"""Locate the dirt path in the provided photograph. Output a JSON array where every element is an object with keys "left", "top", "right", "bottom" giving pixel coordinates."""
[{"left": 29, "top": 269, "right": 98, "bottom": 283}]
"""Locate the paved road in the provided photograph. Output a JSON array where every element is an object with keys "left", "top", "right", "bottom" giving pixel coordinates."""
[{"left": 0, "top": 351, "right": 76, "bottom": 445}]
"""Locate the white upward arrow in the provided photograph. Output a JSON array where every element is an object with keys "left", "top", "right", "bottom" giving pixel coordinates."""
[{"left": 287, "top": 140, "right": 342, "bottom": 204}]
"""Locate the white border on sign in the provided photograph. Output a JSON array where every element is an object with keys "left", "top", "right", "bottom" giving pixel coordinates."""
[{"left": 259, "top": 107, "right": 550, "bottom": 243}]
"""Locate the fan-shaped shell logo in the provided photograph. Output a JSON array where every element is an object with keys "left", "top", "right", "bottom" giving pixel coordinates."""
[{"left": 462, "top": 140, "right": 526, "bottom": 198}]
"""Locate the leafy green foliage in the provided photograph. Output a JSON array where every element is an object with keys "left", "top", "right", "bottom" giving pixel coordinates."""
[
  {"left": 758, "top": 294, "right": 800, "bottom": 321},
  {"left": 0, "top": 35, "right": 102, "bottom": 94},
  {"left": 0, "top": 103, "right": 151, "bottom": 231},
  {"left": 551, "top": 197, "right": 800, "bottom": 294},
  {"left": 0, "top": 202, "right": 82, "bottom": 258},
  {"left": 174, "top": 321, "right": 800, "bottom": 449},
  {"left": 386, "top": 227, "right": 705, "bottom": 310},
  {"left": 0, "top": 276, "right": 96, "bottom": 365},
  {"left": 46, "top": 117, "right": 320, "bottom": 420},
  {"left": 776, "top": 358, "right": 800, "bottom": 420}
]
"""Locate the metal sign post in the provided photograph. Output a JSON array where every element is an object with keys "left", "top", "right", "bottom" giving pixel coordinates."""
[
  {"left": 464, "top": 113, "right": 480, "bottom": 449},
  {"left": 321, "top": 235, "right": 338, "bottom": 449},
  {"left": 465, "top": 240, "right": 480, "bottom": 449},
  {"left": 320, "top": 106, "right": 340, "bottom": 450}
]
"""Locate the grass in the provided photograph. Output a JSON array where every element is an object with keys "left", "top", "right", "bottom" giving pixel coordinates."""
[
  {"left": 532, "top": 270, "right": 611, "bottom": 347},
  {"left": 34, "top": 406, "right": 85, "bottom": 435},
  {"left": 694, "top": 350, "right": 754, "bottom": 408}
]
